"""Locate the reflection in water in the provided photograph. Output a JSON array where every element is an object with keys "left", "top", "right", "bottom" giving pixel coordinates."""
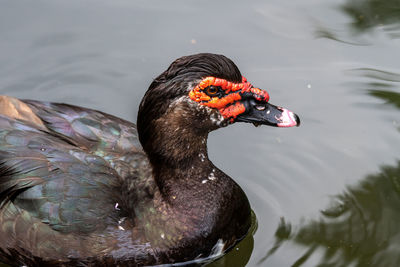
[
  {"left": 370, "top": 90, "right": 400, "bottom": 109},
  {"left": 341, "top": 0, "right": 400, "bottom": 33},
  {"left": 263, "top": 161, "right": 400, "bottom": 267},
  {"left": 315, "top": 0, "right": 400, "bottom": 43},
  {"left": 314, "top": 26, "right": 370, "bottom": 45},
  {"left": 350, "top": 68, "right": 400, "bottom": 109},
  {"left": 262, "top": 71, "right": 400, "bottom": 266},
  {"left": 354, "top": 68, "right": 400, "bottom": 83}
]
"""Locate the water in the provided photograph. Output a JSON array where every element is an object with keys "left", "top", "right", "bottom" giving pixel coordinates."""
[{"left": 0, "top": 0, "right": 399, "bottom": 266}]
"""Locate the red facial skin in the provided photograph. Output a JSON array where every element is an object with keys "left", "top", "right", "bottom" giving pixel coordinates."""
[{"left": 189, "top": 76, "right": 269, "bottom": 121}]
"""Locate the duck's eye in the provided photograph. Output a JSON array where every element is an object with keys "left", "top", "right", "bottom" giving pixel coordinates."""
[{"left": 205, "top": 86, "right": 220, "bottom": 96}]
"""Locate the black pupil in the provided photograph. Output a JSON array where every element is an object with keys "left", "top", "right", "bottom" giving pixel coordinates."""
[{"left": 208, "top": 86, "right": 218, "bottom": 94}]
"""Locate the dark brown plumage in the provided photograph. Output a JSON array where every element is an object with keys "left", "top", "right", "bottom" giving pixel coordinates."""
[{"left": 0, "top": 53, "right": 299, "bottom": 266}]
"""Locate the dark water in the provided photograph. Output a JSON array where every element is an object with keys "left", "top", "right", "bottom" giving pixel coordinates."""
[{"left": 0, "top": 0, "right": 400, "bottom": 266}]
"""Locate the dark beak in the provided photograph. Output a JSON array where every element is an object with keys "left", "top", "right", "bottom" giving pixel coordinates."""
[{"left": 236, "top": 99, "right": 300, "bottom": 127}]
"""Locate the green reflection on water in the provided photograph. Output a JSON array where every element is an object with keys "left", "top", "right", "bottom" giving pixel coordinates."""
[
  {"left": 265, "top": 161, "right": 400, "bottom": 267},
  {"left": 316, "top": 0, "right": 400, "bottom": 43},
  {"left": 262, "top": 72, "right": 400, "bottom": 266},
  {"left": 369, "top": 90, "right": 400, "bottom": 109},
  {"left": 341, "top": 0, "right": 400, "bottom": 32},
  {"left": 301, "top": 162, "right": 400, "bottom": 266},
  {"left": 356, "top": 68, "right": 400, "bottom": 109}
]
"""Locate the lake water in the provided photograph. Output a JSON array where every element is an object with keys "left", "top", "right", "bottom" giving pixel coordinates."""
[{"left": 0, "top": 0, "right": 400, "bottom": 266}]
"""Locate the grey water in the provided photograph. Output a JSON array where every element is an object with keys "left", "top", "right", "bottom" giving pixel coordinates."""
[{"left": 0, "top": 0, "right": 400, "bottom": 266}]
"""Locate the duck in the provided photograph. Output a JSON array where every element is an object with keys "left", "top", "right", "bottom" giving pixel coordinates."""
[{"left": 0, "top": 53, "right": 299, "bottom": 266}]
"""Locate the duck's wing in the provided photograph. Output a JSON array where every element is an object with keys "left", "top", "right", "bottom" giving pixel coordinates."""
[
  {"left": 23, "top": 99, "right": 152, "bottom": 179},
  {"left": 0, "top": 115, "right": 121, "bottom": 228},
  {"left": 23, "top": 99, "right": 143, "bottom": 155},
  {"left": 23, "top": 98, "right": 154, "bottom": 196},
  {"left": 0, "top": 95, "right": 144, "bottom": 160},
  {"left": 0, "top": 97, "right": 152, "bottom": 263},
  {"left": 0, "top": 114, "right": 126, "bottom": 263},
  {"left": 0, "top": 96, "right": 150, "bottom": 231}
]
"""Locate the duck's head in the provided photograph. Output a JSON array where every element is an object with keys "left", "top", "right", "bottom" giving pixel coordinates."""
[{"left": 137, "top": 53, "right": 299, "bottom": 161}]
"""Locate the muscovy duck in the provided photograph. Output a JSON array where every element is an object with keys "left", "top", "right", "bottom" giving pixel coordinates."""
[{"left": 0, "top": 53, "right": 299, "bottom": 266}]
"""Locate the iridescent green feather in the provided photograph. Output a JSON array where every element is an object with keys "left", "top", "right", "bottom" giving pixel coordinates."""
[{"left": 0, "top": 100, "right": 151, "bottom": 244}]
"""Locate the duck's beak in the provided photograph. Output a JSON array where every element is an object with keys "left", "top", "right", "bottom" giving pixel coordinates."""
[{"left": 236, "top": 99, "right": 300, "bottom": 127}]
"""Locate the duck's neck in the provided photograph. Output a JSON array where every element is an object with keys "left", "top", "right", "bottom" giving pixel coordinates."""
[
  {"left": 148, "top": 129, "right": 210, "bottom": 198},
  {"left": 139, "top": 126, "right": 249, "bottom": 255},
  {"left": 139, "top": 103, "right": 212, "bottom": 195},
  {"left": 136, "top": 103, "right": 251, "bottom": 256}
]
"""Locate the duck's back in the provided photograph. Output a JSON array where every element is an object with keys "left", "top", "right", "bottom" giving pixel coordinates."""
[{"left": 0, "top": 96, "right": 154, "bottom": 265}]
